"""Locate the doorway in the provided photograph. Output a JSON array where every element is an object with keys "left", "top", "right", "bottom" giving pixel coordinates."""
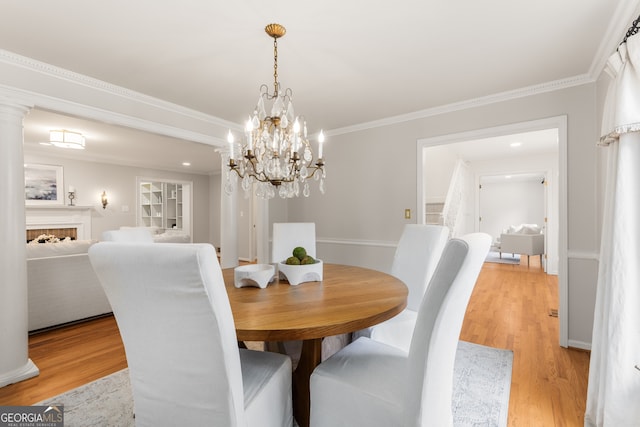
[
  {"left": 136, "top": 176, "right": 193, "bottom": 239},
  {"left": 416, "top": 116, "right": 568, "bottom": 346},
  {"left": 478, "top": 172, "right": 548, "bottom": 271}
]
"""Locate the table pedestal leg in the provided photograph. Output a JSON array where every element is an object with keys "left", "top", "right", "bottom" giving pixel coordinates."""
[{"left": 293, "top": 338, "right": 322, "bottom": 427}]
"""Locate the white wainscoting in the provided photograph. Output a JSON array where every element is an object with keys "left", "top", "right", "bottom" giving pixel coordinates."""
[
  {"left": 566, "top": 250, "right": 599, "bottom": 351},
  {"left": 316, "top": 237, "right": 398, "bottom": 274}
]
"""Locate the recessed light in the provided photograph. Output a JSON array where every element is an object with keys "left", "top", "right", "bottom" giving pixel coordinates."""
[
  {"left": 505, "top": 175, "right": 512, "bottom": 179},
  {"left": 182, "top": 162, "right": 191, "bottom": 167},
  {"left": 510, "top": 142, "right": 522, "bottom": 147}
]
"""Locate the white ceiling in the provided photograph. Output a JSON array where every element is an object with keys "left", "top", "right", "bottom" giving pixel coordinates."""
[
  {"left": 3, "top": 0, "right": 636, "bottom": 174},
  {"left": 23, "top": 109, "right": 221, "bottom": 175},
  {"left": 430, "top": 128, "right": 558, "bottom": 183}
]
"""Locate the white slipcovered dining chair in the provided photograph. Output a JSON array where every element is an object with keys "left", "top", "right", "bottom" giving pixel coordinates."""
[
  {"left": 271, "top": 222, "right": 349, "bottom": 361},
  {"left": 310, "top": 233, "right": 491, "bottom": 427},
  {"left": 101, "top": 227, "right": 154, "bottom": 243},
  {"left": 272, "top": 222, "right": 317, "bottom": 264},
  {"left": 354, "top": 224, "right": 449, "bottom": 352},
  {"left": 89, "top": 242, "right": 293, "bottom": 427}
]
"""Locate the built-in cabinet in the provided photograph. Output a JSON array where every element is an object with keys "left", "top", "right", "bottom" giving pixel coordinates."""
[
  {"left": 139, "top": 181, "right": 183, "bottom": 229},
  {"left": 164, "top": 182, "right": 183, "bottom": 230}
]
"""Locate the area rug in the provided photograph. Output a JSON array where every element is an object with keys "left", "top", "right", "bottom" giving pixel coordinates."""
[
  {"left": 485, "top": 250, "right": 520, "bottom": 265},
  {"left": 37, "top": 341, "right": 512, "bottom": 427},
  {"left": 453, "top": 341, "right": 513, "bottom": 426}
]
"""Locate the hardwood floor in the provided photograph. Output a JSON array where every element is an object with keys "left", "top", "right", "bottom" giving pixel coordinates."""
[
  {"left": 461, "top": 258, "right": 590, "bottom": 426},
  {"left": 0, "top": 258, "right": 590, "bottom": 426}
]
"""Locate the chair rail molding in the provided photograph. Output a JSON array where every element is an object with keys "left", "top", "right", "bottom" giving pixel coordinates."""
[
  {"left": 567, "top": 250, "right": 599, "bottom": 261},
  {"left": 316, "top": 237, "right": 397, "bottom": 248}
]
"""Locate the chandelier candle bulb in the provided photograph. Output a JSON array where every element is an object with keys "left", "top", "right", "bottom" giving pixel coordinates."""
[
  {"left": 227, "top": 130, "right": 235, "bottom": 159},
  {"left": 293, "top": 119, "right": 301, "bottom": 151},
  {"left": 245, "top": 119, "right": 253, "bottom": 150},
  {"left": 68, "top": 186, "right": 76, "bottom": 206},
  {"left": 318, "top": 130, "right": 325, "bottom": 159}
]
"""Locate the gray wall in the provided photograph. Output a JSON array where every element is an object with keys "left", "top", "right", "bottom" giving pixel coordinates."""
[
  {"left": 286, "top": 83, "right": 599, "bottom": 348},
  {"left": 24, "top": 152, "right": 212, "bottom": 243},
  {"left": 423, "top": 144, "right": 458, "bottom": 203},
  {"left": 43, "top": 81, "right": 598, "bottom": 348},
  {"left": 478, "top": 179, "right": 546, "bottom": 242}
]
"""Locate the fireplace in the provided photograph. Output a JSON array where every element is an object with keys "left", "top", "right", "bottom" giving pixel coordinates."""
[
  {"left": 27, "top": 227, "right": 78, "bottom": 242},
  {"left": 25, "top": 206, "right": 93, "bottom": 241}
]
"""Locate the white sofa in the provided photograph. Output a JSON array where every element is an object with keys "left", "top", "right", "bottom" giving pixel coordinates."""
[
  {"left": 153, "top": 229, "right": 191, "bottom": 243},
  {"left": 27, "top": 240, "right": 112, "bottom": 331},
  {"left": 119, "top": 226, "right": 191, "bottom": 243},
  {"left": 499, "top": 224, "right": 544, "bottom": 266}
]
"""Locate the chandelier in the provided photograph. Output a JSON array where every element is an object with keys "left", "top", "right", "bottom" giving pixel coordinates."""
[{"left": 225, "top": 23, "right": 326, "bottom": 199}]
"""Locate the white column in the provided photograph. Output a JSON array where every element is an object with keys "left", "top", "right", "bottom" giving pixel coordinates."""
[
  {"left": 0, "top": 98, "right": 39, "bottom": 387},
  {"left": 220, "top": 153, "right": 238, "bottom": 268}
]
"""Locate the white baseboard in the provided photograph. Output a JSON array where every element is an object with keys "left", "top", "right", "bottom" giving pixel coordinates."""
[
  {"left": 567, "top": 339, "right": 592, "bottom": 351},
  {"left": 0, "top": 359, "right": 39, "bottom": 388}
]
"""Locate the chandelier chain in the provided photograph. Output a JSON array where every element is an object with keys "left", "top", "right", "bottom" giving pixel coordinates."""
[{"left": 273, "top": 37, "right": 279, "bottom": 96}]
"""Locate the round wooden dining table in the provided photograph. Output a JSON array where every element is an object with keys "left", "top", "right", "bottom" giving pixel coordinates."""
[{"left": 222, "top": 263, "right": 408, "bottom": 427}]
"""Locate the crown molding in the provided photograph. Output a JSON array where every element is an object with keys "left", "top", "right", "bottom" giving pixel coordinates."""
[
  {"left": 0, "top": 48, "right": 595, "bottom": 141},
  {"left": 327, "top": 1, "right": 640, "bottom": 137},
  {"left": 4, "top": 0, "right": 638, "bottom": 142},
  {"left": 588, "top": 0, "right": 640, "bottom": 78},
  {"left": 0, "top": 82, "right": 227, "bottom": 147},
  {"left": 327, "top": 74, "right": 593, "bottom": 137},
  {"left": 0, "top": 49, "right": 242, "bottom": 138}
]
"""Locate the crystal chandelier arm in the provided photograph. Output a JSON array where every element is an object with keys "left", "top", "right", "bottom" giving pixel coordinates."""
[
  {"left": 245, "top": 146, "right": 279, "bottom": 184},
  {"left": 259, "top": 84, "right": 273, "bottom": 102},
  {"left": 305, "top": 163, "right": 325, "bottom": 179}
]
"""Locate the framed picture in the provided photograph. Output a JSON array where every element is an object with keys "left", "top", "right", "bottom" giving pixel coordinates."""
[{"left": 25, "top": 164, "right": 64, "bottom": 205}]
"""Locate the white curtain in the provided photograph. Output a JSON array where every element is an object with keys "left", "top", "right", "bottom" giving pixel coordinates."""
[{"left": 585, "top": 32, "right": 640, "bottom": 426}]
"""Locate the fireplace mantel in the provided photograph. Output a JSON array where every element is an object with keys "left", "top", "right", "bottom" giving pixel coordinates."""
[{"left": 26, "top": 205, "right": 94, "bottom": 240}]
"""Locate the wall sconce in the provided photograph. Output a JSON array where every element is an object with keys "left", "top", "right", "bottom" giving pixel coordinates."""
[{"left": 101, "top": 191, "right": 108, "bottom": 209}]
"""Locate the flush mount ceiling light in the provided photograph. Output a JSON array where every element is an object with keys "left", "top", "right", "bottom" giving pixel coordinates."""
[
  {"left": 49, "top": 130, "right": 85, "bottom": 150},
  {"left": 225, "top": 23, "right": 326, "bottom": 199}
]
